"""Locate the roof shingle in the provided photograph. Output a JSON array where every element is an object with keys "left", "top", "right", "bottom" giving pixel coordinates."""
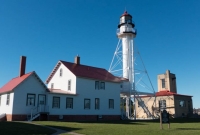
[
  {"left": 46, "top": 61, "right": 126, "bottom": 83},
  {"left": 0, "top": 72, "right": 33, "bottom": 94}
]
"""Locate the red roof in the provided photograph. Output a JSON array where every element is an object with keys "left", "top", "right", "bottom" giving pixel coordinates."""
[
  {"left": 0, "top": 72, "right": 33, "bottom": 94},
  {"left": 156, "top": 90, "right": 192, "bottom": 97},
  {"left": 46, "top": 61, "right": 127, "bottom": 83},
  {"left": 121, "top": 11, "right": 132, "bottom": 18},
  {"left": 139, "top": 90, "right": 192, "bottom": 98}
]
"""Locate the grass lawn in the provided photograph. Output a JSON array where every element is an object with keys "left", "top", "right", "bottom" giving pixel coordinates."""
[
  {"left": 35, "top": 118, "right": 200, "bottom": 135},
  {"left": 0, "top": 121, "right": 56, "bottom": 135}
]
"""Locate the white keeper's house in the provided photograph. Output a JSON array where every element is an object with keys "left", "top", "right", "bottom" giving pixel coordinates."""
[{"left": 0, "top": 56, "right": 125, "bottom": 121}]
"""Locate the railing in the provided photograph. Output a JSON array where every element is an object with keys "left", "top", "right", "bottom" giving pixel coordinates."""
[
  {"left": 38, "top": 105, "right": 49, "bottom": 112},
  {"left": 30, "top": 107, "right": 39, "bottom": 120},
  {"left": 28, "top": 105, "right": 49, "bottom": 121},
  {"left": 135, "top": 94, "right": 154, "bottom": 119},
  {"left": 117, "top": 27, "right": 137, "bottom": 35}
]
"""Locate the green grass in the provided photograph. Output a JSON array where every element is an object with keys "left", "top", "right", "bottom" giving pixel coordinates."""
[
  {"left": 35, "top": 118, "right": 200, "bottom": 135},
  {"left": 1, "top": 119, "right": 200, "bottom": 135},
  {"left": 0, "top": 121, "right": 56, "bottom": 135}
]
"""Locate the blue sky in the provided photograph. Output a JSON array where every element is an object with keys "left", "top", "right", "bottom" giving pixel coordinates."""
[{"left": 0, "top": 0, "right": 200, "bottom": 108}]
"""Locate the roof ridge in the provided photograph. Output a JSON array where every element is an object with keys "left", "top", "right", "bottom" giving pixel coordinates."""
[
  {"left": 59, "top": 60, "right": 107, "bottom": 70},
  {"left": 11, "top": 71, "right": 34, "bottom": 80},
  {"left": 0, "top": 71, "right": 34, "bottom": 94}
]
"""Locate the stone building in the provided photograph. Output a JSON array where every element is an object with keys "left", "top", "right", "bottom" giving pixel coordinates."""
[{"left": 135, "top": 70, "right": 193, "bottom": 118}]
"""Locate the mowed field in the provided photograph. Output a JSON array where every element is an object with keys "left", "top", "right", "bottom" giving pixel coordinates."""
[
  {"left": 0, "top": 118, "right": 200, "bottom": 135},
  {"left": 35, "top": 118, "right": 200, "bottom": 135},
  {"left": 0, "top": 121, "right": 55, "bottom": 135}
]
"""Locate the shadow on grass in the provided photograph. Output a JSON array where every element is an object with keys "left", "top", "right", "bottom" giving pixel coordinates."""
[
  {"left": 58, "top": 120, "right": 148, "bottom": 125},
  {"left": 0, "top": 121, "right": 56, "bottom": 135},
  {"left": 56, "top": 118, "right": 200, "bottom": 125},
  {"left": 47, "top": 125, "right": 82, "bottom": 132},
  {"left": 170, "top": 118, "right": 200, "bottom": 123},
  {"left": 176, "top": 128, "right": 200, "bottom": 130}
]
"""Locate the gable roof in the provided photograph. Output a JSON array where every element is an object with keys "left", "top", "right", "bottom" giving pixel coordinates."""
[
  {"left": 46, "top": 60, "right": 127, "bottom": 84},
  {"left": 0, "top": 71, "right": 49, "bottom": 94}
]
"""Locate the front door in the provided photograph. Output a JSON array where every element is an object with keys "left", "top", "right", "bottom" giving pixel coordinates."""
[{"left": 38, "top": 94, "right": 46, "bottom": 112}]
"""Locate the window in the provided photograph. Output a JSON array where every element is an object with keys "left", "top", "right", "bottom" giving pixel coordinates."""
[
  {"left": 126, "top": 19, "right": 132, "bottom": 23},
  {"left": 161, "top": 79, "right": 165, "bottom": 88},
  {"left": 26, "top": 94, "right": 36, "bottom": 106},
  {"left": 95, "top": 81, "right": 105, "bottom": 90},
  {"left": 66, "top": 98, "right": 73, "bottom": 109},
  {"left": 52, "top": 97, "right": 60, "bottom": 108},
  {"left": 84, "top": 99, "right": 90, "bottom": 109},
  {"left": 95, "top": 81, "right": 99, "bottom": 89},
  {"left": 60, "top": 68, "right": 63, "bottom": 77},
  {"left": 95, "top": 98, "right": 100, "bottom": 110},
  {"left": 68, "top": 80, "right": 71, "bottom": 90},
  {"left": 179, "top": 100, "right": 186, "bottom": 107},
  {"left": 109, "top": 99, "right": 114, "bottom": 109},
  {"left": 51, "top": 83, "right": 54, "bottom": 89},
  {"left": 100, "top": 82, "right": 105, "bottom": 89},
  {"left": 38, "top": 94, "right": 46, "bottom": 105},
  {"left": 159, "top": 100, "right": 166, "bottom": 109},
  {"left": 6, "top": 94, "right": 10, "bottom": 105}
]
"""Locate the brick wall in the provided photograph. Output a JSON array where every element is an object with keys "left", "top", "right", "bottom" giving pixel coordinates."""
[
  {"left": 6, "top": 114, "right": 27, "bottom": 121},
  {"left": 4, "top": 114, "right": 120, "bottom": 121}
]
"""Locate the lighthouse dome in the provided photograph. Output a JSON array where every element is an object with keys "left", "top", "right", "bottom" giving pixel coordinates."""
[{"left": 118, "top": 11, "right": 135, "bottom": 28}]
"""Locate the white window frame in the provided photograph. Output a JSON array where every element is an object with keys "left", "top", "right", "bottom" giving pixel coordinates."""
[
  {"left": 66, "top": 97, "right": 73, "bottom": 109},
  {"left": 95, "top": 81, "right": 99, "bottom": 90},
  {"left": 161, "top": 79, "right": 165, "bottom": 88},
  {"left": 109, "top": 99, "right": 114, "bottom": 109},
  {"left": 51, "top": 83, "right": 54, "bottom": 89},
  {"left": 100, "top": 82, "right": 105, "bottom": 89},
  {"left": 68, "top": 80, "right": 71, "bottom": 91},
  {"left": 6, "top": 94, "right": 10, "bottom": 105},
  {"left": 52, "top": 96, "right": 60, "bottom": 108},
  {"left": 84, "top": 99, "right": 90, "bottom": 109},
  {"left": 95, "top": 98, "right": 100, "bottom": 110},
  {"left": 26, "top": 94, "right": 36, "bottom": 106},
  {"left": 60, "top": 68, "right": 63, "bottom": 77},
  {"left": 159, "top": 100, "right": 166, "bottom": 109}
]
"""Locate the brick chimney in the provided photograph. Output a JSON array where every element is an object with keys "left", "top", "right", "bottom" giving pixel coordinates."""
[
  {"left": 19, "top": 56, "right": 26, "bottom": 77},
  {"left": 74, "top": 55, "right": 80, "bottom": 65}
]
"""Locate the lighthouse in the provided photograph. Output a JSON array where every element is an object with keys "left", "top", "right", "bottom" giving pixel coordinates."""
[
  {"left": 117, "top": 11, "right": 137, "bottom": 119},
  {"left": 117, "top": 11, "right": 136, "bottom": 83},
  {"left": 110, "top": 11, "right": 155, "bottom": 119}
]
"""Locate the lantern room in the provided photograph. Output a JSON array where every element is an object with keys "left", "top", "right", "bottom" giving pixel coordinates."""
[{"left": 118, "top": 11, "right": 135, "bottom": 28}]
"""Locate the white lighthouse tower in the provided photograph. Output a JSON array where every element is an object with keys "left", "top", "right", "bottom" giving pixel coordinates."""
[
  {"left": 117, "top": 11, "right": 136, "bottom": 119},
  {"left": 109, "top": 11, "right": 155, "bottom": 120},
  {"left": 117, "top": 11, "right": 136, "bottom": 86}
]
